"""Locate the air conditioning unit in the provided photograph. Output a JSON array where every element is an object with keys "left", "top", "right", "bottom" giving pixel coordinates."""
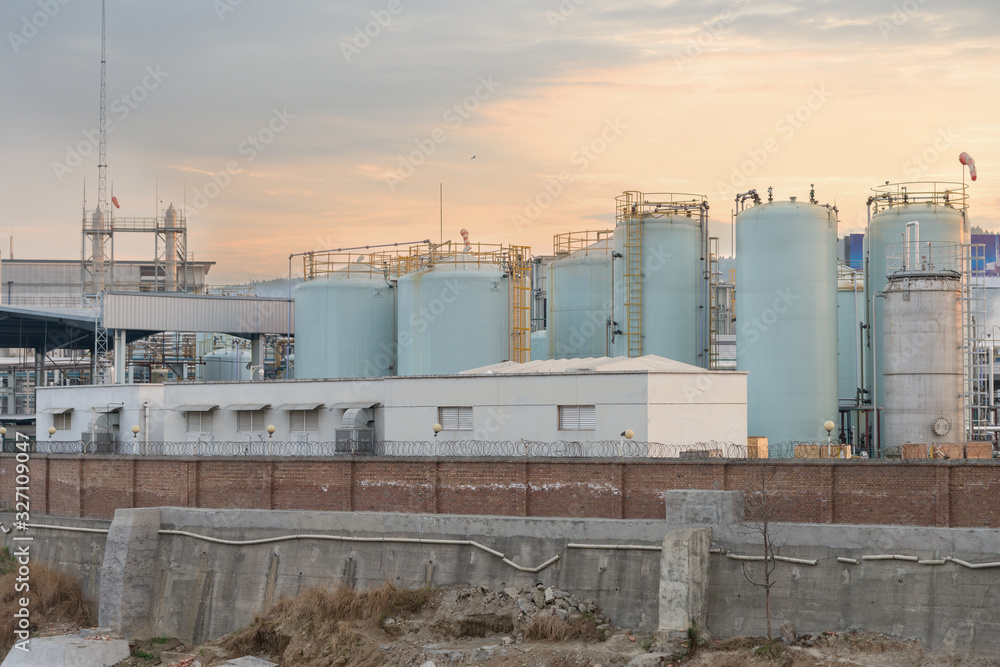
[
  {"left": 335, "top": 428, "right": 374, "bottom": 454},
  {"left": 80, "top": 432, "right": 116, "bottom": 454}
]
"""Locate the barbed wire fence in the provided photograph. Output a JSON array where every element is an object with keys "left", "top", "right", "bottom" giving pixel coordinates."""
[{"left": 15, "top": 439, "right": 994, "bottom": 460}]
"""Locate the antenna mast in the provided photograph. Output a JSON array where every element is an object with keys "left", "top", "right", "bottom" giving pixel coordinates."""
[{"left": 98, "top": 0, "right": 107, "bottom": 217}]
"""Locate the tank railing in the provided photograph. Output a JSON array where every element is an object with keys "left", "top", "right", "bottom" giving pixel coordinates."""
[
  {"left": 885, "top": 241, "right": 962, "bottom": 275},
  {"left": 552, "top": 230, "right": 614, "bottom": 255},
  {"left": 405, "top": 241, "right": 532, "bottom": 270},
  {"left": 869, "top": 181, "right": 968, "bottom": 214},
  {"left": 303, "top": 250, "right": 407, "bottom": 281}
]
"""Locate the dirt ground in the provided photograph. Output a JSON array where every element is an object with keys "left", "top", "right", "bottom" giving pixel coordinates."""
[{"left": 92, "top": 584, "right": 999, "bottom": 667}]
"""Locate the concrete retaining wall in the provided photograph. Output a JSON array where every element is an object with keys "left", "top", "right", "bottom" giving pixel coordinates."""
[{"left": 5, "top": 496, "right": 1000, "bottom": 657}]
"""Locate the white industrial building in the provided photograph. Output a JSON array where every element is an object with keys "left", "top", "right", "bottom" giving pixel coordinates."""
[{"left": 34, "top": 356, "right": 747, "bottom": 454}]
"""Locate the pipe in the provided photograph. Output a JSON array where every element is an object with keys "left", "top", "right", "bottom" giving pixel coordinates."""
[
  {"left": 143, "top": 401, "right": 149, "bottom": 446},
  {"left": 460, "top": 228, "right": 471, "bottom": 253},
  {"left": 862, "top": 554, "right": 919, "bottom": 562},
  {"left": 156, "top": 529, "right": 561, "bottom": 573},
  {"left": 837, "top": 557, "right": 859, "bottom": 565},
  {"left": 905, "top": 221, "right": 919, "bottom": 270},
  {"left": 567, "top": 543, "right": 662, "bottom": 551}
]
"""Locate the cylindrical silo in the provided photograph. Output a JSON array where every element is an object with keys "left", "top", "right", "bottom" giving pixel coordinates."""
[
  {"left": 548, "top": 233, "right": 613, "bottom": 359},
  {"left": 736, "top": 195, "right": 839, "bottom": 449},
  {"left": 203, "top": 348, "right": 251, "bottom": 381},
  {"left": 866, "top": 183, "right": 969, "bottom": 412},
  {"left": 294, "top": 263, "right": 396, "bottom": 378},
  {"left": 612, "top": 192, "right": 708, "bottom": 366},
  {"left": 882, "top": 268, "right": 964, "bottom": 452},
  {"left": 397, "top": 253, "right": 508, "bottom": 375}
]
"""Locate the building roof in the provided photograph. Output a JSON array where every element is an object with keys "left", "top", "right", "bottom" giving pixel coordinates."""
[{"left": 461, "top": 355, "right": 713, "bottom": 375}]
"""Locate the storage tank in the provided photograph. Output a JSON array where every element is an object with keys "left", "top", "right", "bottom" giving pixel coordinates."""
[
  {"left": 736, "top": 193, "right": 839, "bottom": 449},
  {"left": 881, "top": 247, "right": 964, "bottom": 452},
  {"left": 396, "top": 252, "right": 509, "bottom": 375},
  {"left": 612, "top": 192, "right": 708, "bottom": 366},
  {"left": 548, "top": 232, "right": 613, "bottom": 359},
  {"left": 294, "top": 260, "right": 396, "bottom": 379},
  {"left": 866, "top": 182, "right": 969, "bottom": 412},
  {"left": 203, "top": 348, "right": 251, "bottom": 381}
]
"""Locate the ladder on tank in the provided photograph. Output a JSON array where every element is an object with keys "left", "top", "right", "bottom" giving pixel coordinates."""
[
  {"left": 620, "top": 192, "right": 644, "bottom": 357},
  {"left": 961, "top": 242, "right": 988, "bottom": 441},
  {"left": 508, "top": 247, "right": 532, "bottom": 363},
  {"left": 708, "top": 237, "right": 721, "bottom": 370}
]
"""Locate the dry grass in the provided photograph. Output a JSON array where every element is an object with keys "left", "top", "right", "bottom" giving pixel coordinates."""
[
  {"left": 0, "top": 560, "right": 95, "bottom": 656},
  {"left": 223, "top": 581, "right": 437, "bottom": 662},
  {"left": 525, "top": 612, "right": 600, "bottom": 642}
]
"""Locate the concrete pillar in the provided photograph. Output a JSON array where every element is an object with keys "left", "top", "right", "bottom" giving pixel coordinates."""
[
  {"left": 114, "top": 330, "right": 127, "bottom": 385},
  {"left": 99, "top": 508, "right": 162, "bottom": 639},
  {"left": 658, "top": 527, "right": 711, "bottom": 634}
]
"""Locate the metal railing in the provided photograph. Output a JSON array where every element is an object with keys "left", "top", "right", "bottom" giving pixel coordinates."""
[{"left": 552, "top": 230, "right": 613, "bottom": 255}]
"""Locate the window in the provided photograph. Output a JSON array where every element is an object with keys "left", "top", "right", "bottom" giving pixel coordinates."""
[
  {"left": 53, "top": 411, "right": 72, "bottom": 431},
  {"left": 558, "top": 405, "right": 596, "bottom": 431},
  {"left": 237, "top": 409, "right": 267, "bottom": 432},
  {"left": 438, "top": 406, "right": 473, "bottom": 431},
  {"left": 289, "top": 409, "right": 319, "bottom": 432},
  {"left": 186, "top": 411, "right": 214, "bottom": 432}
]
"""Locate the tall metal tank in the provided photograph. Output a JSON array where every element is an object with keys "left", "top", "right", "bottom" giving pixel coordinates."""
[
  {"left": 736, "top": 193, "right": 839, "bottom": 448},
  {"left": 612, "top": 192, "right": 708, "bottom": 366},
  {"left": 203, "top": 348, "right": 251, "bottom": 381},
  {"left": 881, "top": 249, "right": 964, "bottom": 451},
  {"left": 866, "top": 182, "right": 969, "bottom": 412},
  {"left": 548, "top": 232, "right": 613, "bottom": 359},
  {"left": 396, "top": 252, "right": 509, "bottom": 375},
  {"left": 294, "top": 261, "right": 396, "bottom": 378}
]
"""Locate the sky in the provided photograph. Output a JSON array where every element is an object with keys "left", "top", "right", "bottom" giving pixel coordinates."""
[{"left": 2, "top": 0, "right": 998, "bottom": 284}]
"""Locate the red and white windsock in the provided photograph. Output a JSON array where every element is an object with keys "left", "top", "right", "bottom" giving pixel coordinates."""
[
  {"left": 960, "top": 152, "right": 977, "bottom": 181},
  {"left": 460, "top": 228, "right": 471, "bottom": 251}
]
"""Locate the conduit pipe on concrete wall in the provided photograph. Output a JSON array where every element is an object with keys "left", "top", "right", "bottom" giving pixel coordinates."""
[
  {"left": 862, "top": 554, "right": 919, "bottom": 562},
  {"left": 724, "top": 553, "right": 819, "bottom": 566},
  {"left": 157, "top": 529, "right": 562, "bottom": 574},
  {"left": 566, "top": 543, "right": 662, "bottom": 551}
]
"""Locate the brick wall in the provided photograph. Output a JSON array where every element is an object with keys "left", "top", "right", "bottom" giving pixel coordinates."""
[{"left": 2, "top": 455, "right": 998, "bottom": 528}]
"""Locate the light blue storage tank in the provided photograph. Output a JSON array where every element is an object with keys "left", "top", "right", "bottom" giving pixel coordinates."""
[
  {"left": 865, "top": 182, "right": 969, "bottom": 412},
  {"left": 294, "top": 264, "right": 396, "bottom": 378},
  {"left": 611, "top": 192, "right": 708, "bottom": 366},
  {"left": 397, "top": 253, "right": 508, "bottom": 375},
  {"left": 548, "top": 235, "right": 613, "bottom": 359},
  {"left": 736, "top": 195, "right": 839, "bottom": 449}
]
